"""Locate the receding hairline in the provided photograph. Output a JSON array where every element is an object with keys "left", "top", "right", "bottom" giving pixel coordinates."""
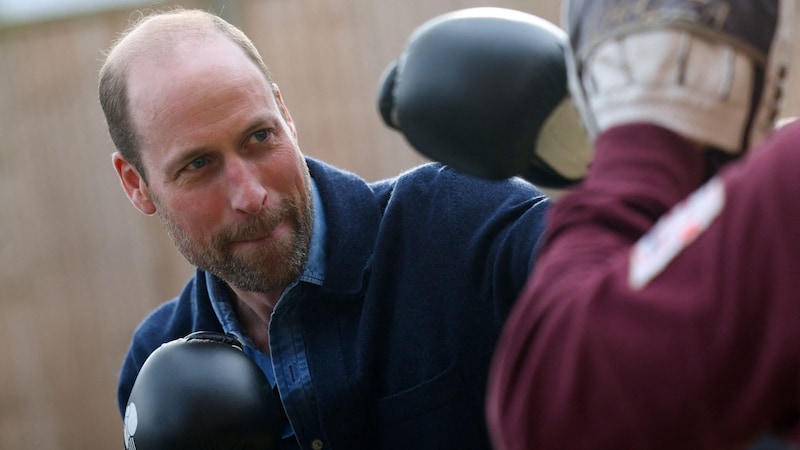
[
  {"left": 107, "top": 9, "right": 239, "bottom": 72},
  {"left": 103, "top": 8, "right": 275, "bottom": 88}
]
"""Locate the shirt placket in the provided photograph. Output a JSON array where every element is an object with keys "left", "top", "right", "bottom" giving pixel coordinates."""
[{"left": 270, "top": 283, "right": 328, "bottom": 450}]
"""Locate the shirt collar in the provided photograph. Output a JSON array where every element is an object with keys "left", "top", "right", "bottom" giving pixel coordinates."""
[{"left": 298, "top": 177, "right": 327, "bottom": 285}]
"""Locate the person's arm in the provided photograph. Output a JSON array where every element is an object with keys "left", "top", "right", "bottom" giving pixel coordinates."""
[
  {"left": 488, "top": 122, "right": 800, "bottom": 449},
  {"left": 487, "top": 0, "right": 799, "bottom": 447}
]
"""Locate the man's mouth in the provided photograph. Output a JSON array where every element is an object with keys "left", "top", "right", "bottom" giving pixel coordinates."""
[{"left": 230, "top": 217, "right": 287, "bottom": 247}]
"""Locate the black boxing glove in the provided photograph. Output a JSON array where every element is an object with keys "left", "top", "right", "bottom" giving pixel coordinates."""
[
  {"left": 379, "top": 7, "right": 591, "bottom": 189},
  {"left": 123, "top": 331, "right": 286, "bottom": 450}
]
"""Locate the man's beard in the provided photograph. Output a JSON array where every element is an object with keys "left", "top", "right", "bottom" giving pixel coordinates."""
[{"left": 156, "top": 192, "right": 313, "bottom": 294}]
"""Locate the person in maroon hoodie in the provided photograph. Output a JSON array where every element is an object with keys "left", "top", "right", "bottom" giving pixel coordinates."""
[{"left": 487, "top": 0, "right": 800, "bottom": 449}]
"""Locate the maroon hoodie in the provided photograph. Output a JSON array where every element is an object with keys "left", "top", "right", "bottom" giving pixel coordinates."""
[{"left": 488, "top": 123, "right": 800, "bottom": 450}]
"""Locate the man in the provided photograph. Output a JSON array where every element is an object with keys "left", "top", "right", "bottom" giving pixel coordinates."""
[
  {"left": 487, "top": 0, "right": 800, "bottom": 449},
  {"left": 98, "top": 8, "right": 549, "bottom": 449}
]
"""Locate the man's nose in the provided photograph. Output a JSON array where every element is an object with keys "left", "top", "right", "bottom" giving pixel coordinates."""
[{"left": 226, "top": 159, "right": 268, "bottom": 215}]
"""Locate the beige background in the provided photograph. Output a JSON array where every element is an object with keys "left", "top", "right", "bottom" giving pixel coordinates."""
[{"left": 0, "top": 1, "right": 796, "bottom": 448}]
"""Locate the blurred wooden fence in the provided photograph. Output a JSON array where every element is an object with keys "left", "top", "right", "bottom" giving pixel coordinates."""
[{"left": 2, "top": 0, "right": 798, "bottom": 448}]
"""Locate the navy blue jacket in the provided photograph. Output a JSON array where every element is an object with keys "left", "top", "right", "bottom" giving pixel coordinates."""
[{"left": 118, "top": 157, "right": 550, "bottom": 449}]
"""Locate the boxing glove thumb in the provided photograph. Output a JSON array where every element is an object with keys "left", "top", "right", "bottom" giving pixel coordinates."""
[
  {"left": 379, "top": 7, "right": 591, "bottom": 189},
  {"left": 123, "top": 331, "right": 285, "bottom": 450}
]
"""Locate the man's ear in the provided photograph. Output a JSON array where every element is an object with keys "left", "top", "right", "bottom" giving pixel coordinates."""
[
  {"left": 112, "top": 152, "right": 157, "bottom": 216},
  {"left": 272, "top": 83, "right": 297, "bottom": 141}
]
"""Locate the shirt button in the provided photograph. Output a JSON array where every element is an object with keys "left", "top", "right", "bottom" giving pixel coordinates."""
[{"left": 311, "top": 439, "right": 324, "bottom": 450}]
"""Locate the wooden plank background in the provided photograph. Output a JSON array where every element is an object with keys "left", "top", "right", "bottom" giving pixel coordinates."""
[{"left": 0, "top": 1, "right": 797, "bottom": 448}]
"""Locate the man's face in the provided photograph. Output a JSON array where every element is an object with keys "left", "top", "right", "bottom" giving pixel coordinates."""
[{"left": 120, "top": 36, "right": 313, "bottom": 294}]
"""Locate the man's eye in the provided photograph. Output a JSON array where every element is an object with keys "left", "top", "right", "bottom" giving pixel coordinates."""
[
  {"left": 188, "top": 157, "right": 208, "bottom": 170},
  {"left": 249, "top": 129, "right": 270, "bottom": 144}
]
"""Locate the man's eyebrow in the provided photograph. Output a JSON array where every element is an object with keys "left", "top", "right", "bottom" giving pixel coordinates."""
[{"left": 242, "top": 115, "right": 275, "bottom": 135}]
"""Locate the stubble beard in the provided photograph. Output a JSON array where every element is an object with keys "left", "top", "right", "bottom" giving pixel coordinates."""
[{"left": 156, "top": 190, "right": 313, "bottom": 294}]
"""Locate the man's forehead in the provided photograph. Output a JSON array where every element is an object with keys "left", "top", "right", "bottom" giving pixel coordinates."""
[
  {"left": 126, "top": 34, "right": 262, "bottom": 107},
  {"left": 126, "top": 31, "right": 226, "bottom": 73},
  {"left": 124, "top": 35, "right": 278, "bottom": 151},
  {"left": 110, "top": 14, "right": 205, "bottom": 70}
]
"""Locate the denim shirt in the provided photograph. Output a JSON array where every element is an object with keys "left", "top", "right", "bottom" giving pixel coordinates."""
[{"left": 208, "top": 179, "right": 327, "bottom": 440}]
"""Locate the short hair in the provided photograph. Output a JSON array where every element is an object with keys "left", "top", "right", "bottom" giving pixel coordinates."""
[{"left": 98, "top": 8, "right": 274, "bottom": 180}]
